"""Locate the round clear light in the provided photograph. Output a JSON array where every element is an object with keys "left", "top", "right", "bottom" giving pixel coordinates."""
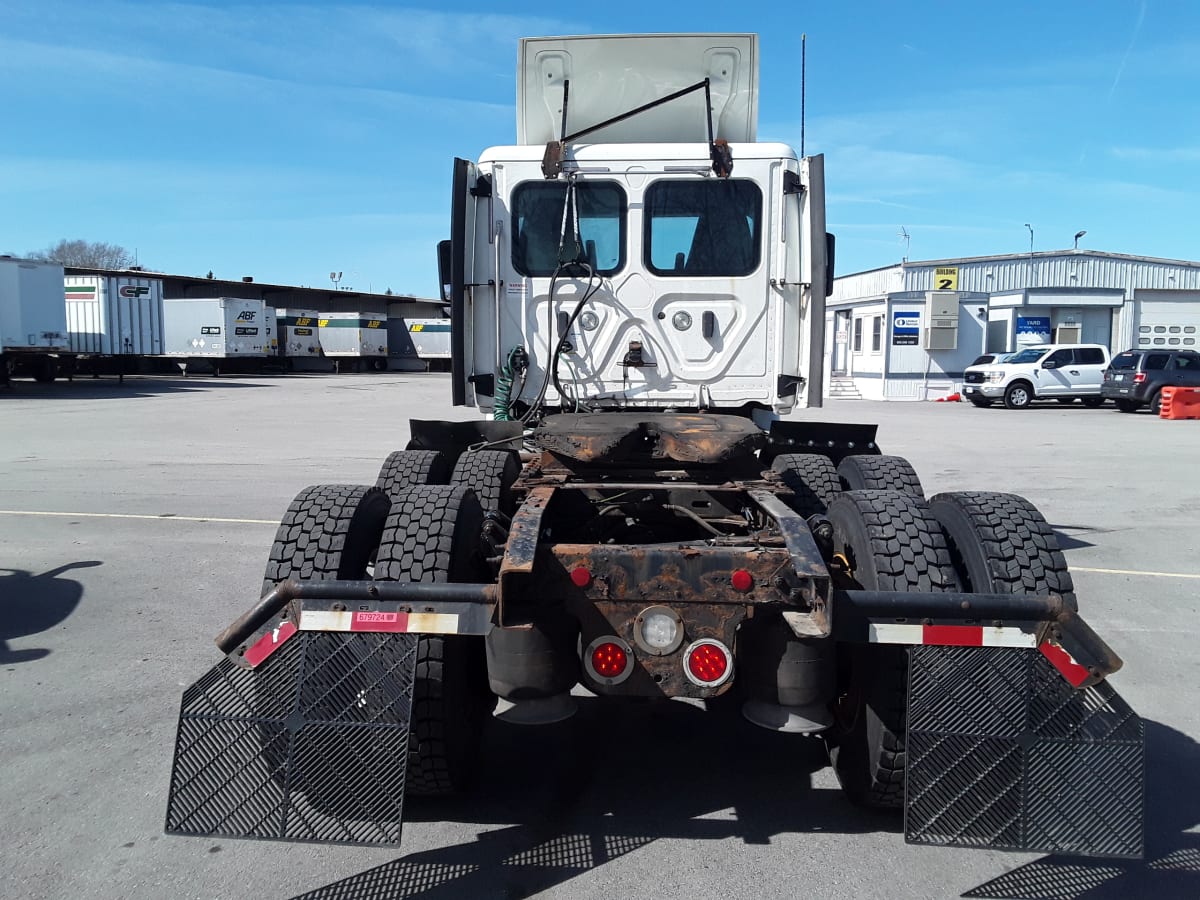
[
  {"left": 641, "top": 612, "right": 678, "bottom": 650},
  {"left": 672, "top": 311, "right": 693, "bottom": 331},
  {"left": 579, "top": 311, "right": 600, "bottom": 331}
]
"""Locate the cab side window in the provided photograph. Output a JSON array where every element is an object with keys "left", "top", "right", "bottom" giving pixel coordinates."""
[
  {"left": 1046, "top": 349, "right": 1073, "bottom": 366},
  {"left": 1075, "top": 348, "right": 1106, "bottom": 365},
  {"left": 1144, "top": 353, "right": 1170, "bottom": 370}
]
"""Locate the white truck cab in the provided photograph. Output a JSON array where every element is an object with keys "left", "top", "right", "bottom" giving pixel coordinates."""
[
  {"left": 440, "top": 34, "right": 832, "bottom": 419},
  {"left": 962, "top": 343, "right": 1111, "bottom": 409}
]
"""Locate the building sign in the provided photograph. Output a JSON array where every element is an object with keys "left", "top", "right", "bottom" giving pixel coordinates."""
[
  {"left": 1015, "top": 315, "right": 1052, "bottom": 346},
  {"left": 893, "top": 311, "right": 921, "bottom": 346},
  {"left": 934, "top": 267, "right": 959, "bottom": 291}
]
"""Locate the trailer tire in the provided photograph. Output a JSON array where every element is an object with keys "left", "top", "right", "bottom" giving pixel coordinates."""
[
  {"left": 836, "top": 455, "right": 924, "bottom": 497},
  {"left": 375, "top": 485, "right": 492, "bottom": 796},
  {"left": 32, "top": 356, "right": 57, "bottom": 383},
  {"left": 450, "top": 449, "right": 520, "bottom": 517},
  {"left": 771, "top": 453, "right": 840, "bottom": 515},
  {"left": 376, "top": 449, "right": 450, "bottom": 497},
  {"left": 929, "top": 490, "right": 1076, "bottom": 611},
  {"left": 824, "top": 490, "right": 960, "bottom": 809}
]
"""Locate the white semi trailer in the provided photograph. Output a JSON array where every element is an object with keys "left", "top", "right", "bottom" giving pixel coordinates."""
[
  {"left": 0, "top": 257, "right": 69, "bottom": 382},
  {"left": 162, "top": 296, "right": 268, "bottom": 375},
  {"left": 317, "top": 311, "right": 388, "bottom": 371},
  {"left": 63, "top": 275, "right": 165, "bottom": 381}
]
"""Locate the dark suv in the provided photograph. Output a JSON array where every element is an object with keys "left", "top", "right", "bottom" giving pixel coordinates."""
[{"left": 1102, "top": 349, "right": 1200, "bottom": 414}]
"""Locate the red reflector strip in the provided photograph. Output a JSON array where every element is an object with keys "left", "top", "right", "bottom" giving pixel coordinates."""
[
  {"left": 299, "top": 609, "right": 462, "bottom": 634},
  {"left": 244, "top": 620, "right": 297, "bottom": 668},
  {"left": 922, "top": 624, "right": 983, "bottom": 646},
  {"left": 868, "top": 623, "right": 1038, "bottom": 648},
  {"left": 1040, "top": 641, "right": 1090, "bottom": 687}
]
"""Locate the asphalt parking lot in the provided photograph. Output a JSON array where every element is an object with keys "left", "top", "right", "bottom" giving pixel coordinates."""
[{"left": 2, "top": 374, "right": 1197, "bottom": 900}]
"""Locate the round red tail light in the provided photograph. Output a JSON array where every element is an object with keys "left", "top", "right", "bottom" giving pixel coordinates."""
[
  {"left": 584, "top": 636, "right": 634, "bottom": 685},
  {"left": 684, "top": 639, "right": 733, "bottom": 687},
  {"left": 570, "top": 566, "right": 592, "bottom": 587},
  {"left": 730, "top": 569, "right": 754, "bottom": 592}
]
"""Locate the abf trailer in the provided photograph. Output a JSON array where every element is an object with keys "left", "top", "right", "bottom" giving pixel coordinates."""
[
  {"left": 1, "top": 256, "right": 69, "bottom": 382},
  {"left": 317, "top": 311, "right": 388, "bottom": 370},
  {"left": 167, "top": 33, "right": 1145, "bottom": 866},
  {"left": 162, "top": 297, "right": 268, "bottom": 375},
  {"left": 275, "top": 308, "right": 323, "bottom": 365}
]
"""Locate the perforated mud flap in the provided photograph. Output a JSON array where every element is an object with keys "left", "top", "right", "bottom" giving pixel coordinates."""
[
  {"left": 165, "top": 631, "right": 416, "bottom": 846},
  {"left": 904, "top": 646, "right": 1144, "bottom": 859}
]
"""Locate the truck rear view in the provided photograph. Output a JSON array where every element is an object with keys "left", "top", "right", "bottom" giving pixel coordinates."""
[{"left": 165, "top": 33, "right": 1144, "bottom": 865}]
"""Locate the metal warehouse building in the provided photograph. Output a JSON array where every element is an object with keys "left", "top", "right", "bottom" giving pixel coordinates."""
[{"left": 826, "top": 250, "right": 1200, "bottom": 400}]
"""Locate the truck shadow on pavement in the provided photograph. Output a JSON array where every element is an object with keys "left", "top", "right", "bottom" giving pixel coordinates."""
[
  {"left": 963, "top": 719, "right": 1200, "bottom": 900},
  {"left": 0, "top": 377, "right": 271, "bottom": 401},
  {"left": 0, "top": 561, "right": 101, "bottom": 663},
  {"left": 290, "top": 696, "right": 900, "bottom": 900},
  {"left": 287, "top": 708, "right": 1198, "bottom": 900}
]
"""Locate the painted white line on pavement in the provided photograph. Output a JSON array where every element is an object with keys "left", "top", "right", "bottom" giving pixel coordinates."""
[
  {"left": 0, "top": 509, "right": 276, "bottom": 525},
  {"left": 1072, "top": 565, "right": 1200, "bottom": 580}
]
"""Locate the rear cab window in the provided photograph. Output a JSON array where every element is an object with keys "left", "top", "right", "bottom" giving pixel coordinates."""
[
  {"left": 1109, "top": 352, "right": 1139, "bottom": 370},
  {"left": 511, "top": 181, "right": 626, "bottom": 276},
  {"left": 644, "top": 179, "right": 763, "bottom": 276}
]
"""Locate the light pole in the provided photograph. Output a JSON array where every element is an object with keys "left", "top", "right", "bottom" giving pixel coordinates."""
[
  {"left": 1074, "top": 229, "right": 1087, "bottom": 250},
  {"left": 330, "top": 271, "right": 342, "bottom": 291},
  {"left": 1024, "top": 223, "right": 1034, "bottom": 254}
]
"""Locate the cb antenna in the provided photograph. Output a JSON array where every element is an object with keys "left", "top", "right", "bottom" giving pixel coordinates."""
[
  {"left": 800, "top": 34, "right": 806, "bottom": 157},
  {"left": 898, "top": 226, "right": 911, "bottom": 262}
]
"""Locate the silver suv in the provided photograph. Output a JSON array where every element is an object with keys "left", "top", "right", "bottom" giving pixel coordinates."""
[{"left": 961, "top": 344, "right": 1111, "bottom": 409}]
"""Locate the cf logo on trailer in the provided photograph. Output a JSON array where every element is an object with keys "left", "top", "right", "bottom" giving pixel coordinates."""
[
  {"left": 119, "top": 286, "right": 151, "bottom": 298},
  {"left": 235, "top": 311, "right": 257, "bottom": 321}
]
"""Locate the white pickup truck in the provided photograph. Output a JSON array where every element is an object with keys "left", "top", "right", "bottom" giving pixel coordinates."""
[{"left": 961, "top": 343, "right": 1111, "bottom": 409}]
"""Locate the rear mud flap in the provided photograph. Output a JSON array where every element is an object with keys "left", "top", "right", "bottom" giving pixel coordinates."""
[
  {"left": 904, "top": 646, "right": 1144, "bottom": 859},
  {"left": 165, "top": 631, "right": 416, "bottom": 846}
]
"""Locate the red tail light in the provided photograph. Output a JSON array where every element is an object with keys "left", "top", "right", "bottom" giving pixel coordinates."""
[
  {"left": 584, "top": 636, "right": 633, "bottom": 685},
  {"left": 1133, "top": 373, "right": 1146, "bottom": 384},
  {"left": 684, "top": 639, "right": 733, "bottom": 687}
]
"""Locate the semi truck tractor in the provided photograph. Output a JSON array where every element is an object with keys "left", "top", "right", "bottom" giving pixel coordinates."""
[{"left": 167, "top": 33, "right": 1144, "bottom": 859}]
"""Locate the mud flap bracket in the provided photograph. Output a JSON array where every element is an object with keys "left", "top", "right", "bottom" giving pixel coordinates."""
[{"left": 904, "top": 645, "right": 1144, "bottom": 859}]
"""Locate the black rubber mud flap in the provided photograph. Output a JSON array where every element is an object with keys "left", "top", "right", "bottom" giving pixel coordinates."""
[
  {"left": 904, "top": 645, "right": 1144, "bottom": 859},
  {"left": 165, "top": 630, "right": 417, "bottom": 846}
]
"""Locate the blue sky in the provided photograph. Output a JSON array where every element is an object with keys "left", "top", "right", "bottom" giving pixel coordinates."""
[{"left": 1, "top": 1, "right": 1194, "bottom": 296}]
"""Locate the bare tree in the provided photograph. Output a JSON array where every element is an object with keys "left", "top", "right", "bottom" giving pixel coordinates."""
[{"left": 28, "top": 239, "right": 136, "bottom": 269}]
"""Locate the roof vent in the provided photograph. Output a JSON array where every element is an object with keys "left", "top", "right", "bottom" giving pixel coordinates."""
[{"left": 242, "top": 276, "right": 253, "bottom": 283}]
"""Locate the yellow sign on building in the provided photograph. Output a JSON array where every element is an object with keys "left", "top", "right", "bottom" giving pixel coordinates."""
[{"left": 934, "top": 267, "right": 959, "bottom": 291}]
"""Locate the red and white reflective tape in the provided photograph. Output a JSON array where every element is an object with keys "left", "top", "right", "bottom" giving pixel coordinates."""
[
  {"left": 1039, "top": 641, "right": 1091, "bottom": 687},
  {"left": 299, "top": 609, "right": 462, "bottom": 635},
  {"left": 244, "top": 620, "right": 297, "bottom": 668},
  {"left": 867, "top": 623, "right": 1039, "bottom": 648}
]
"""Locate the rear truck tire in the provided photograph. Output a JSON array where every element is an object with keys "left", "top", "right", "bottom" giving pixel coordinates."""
[
  {"left": 376, "top": 449, "right": 449, "bottom": 497},
  {"left": 968, "top": 397, "right": 993, "bottom": 408},
  {"left": 836, "top": 455, "right": 924, "bottom": 497},
  {"left": 1114, "top": 399, "right": 1139, "bottom": 413},
  {"left": 258, "top": 484, "right": 392, "bottom": 809},
  {"left": 450, "top": 449, "right": 520, "bottom": 517},
  {"left": 824, "top": 490, "right": 961, "bottom": 809},
  {"left": 1150, "top": 389, "right": 1165, "bottom": 416},
  {"left": 262, "top": 483, "right": 391, "bottom": 595},
  {"left": 771, "top": 453, "right": 841, "bottom": 516},
  {"left": 1080, "top": 396, "right": 1106, "bottom": 408},
  {"left": 375, "top": 485, "right": 492, "bottom": 796},
  {"left": 1003, "top": 381, "right": 1033, "bottom": 409},
  {"left": 929, "top": 490, "right": 1076, "bottom": 611}
]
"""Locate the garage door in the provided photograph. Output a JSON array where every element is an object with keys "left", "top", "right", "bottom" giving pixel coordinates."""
[{"left": 1135, "top": 291, "right": 1200, "bottom": 350}]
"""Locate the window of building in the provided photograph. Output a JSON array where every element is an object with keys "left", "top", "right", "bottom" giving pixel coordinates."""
[
  {"left": 853, "top": 317, "right": 863, "bottom": 352},
  {"left": 644, "top": 179, "right": 762, "bottom": 277},
  {"left": 512, "top": 181, "right": 626, "bottom": 277},
  {"left": 871, "top": 316, "right": 883, "bottom": 352}
]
